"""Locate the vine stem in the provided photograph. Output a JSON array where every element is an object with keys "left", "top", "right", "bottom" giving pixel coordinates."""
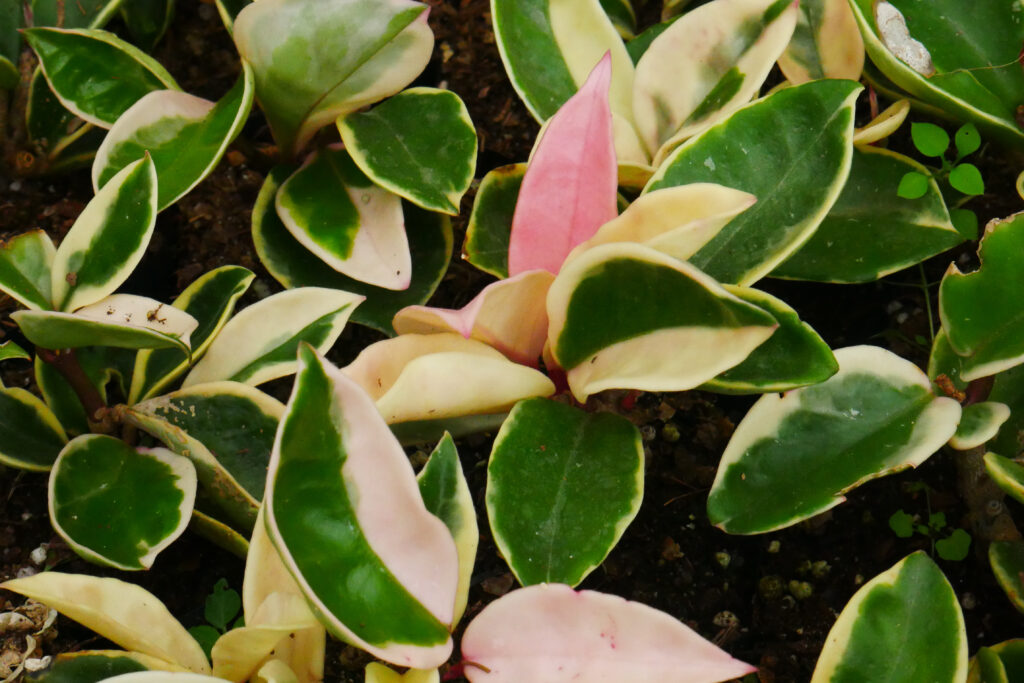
[{"left": 35, "top": 347, "right": 114, "bottom": 434}]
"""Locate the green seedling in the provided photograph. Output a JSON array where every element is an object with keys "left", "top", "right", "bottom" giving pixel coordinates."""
[{"left": 187, "top": 578, "right": 245, "bottom": 658}]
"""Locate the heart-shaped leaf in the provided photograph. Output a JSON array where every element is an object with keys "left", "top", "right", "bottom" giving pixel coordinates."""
[
  {"left": 461, "top": 584, "right": 755, "bottom": 682},
  {"left": 989, "top": 541, "right": 1024, "bottom": 614},
  {"left": 0, "top": 572, "right": 210, "bottom": 673},
  {"left": 417, "top": 433, "right": 478, "bottom": 625},
  {"left": 0, "top": 385, "right": 67, "bottom": 470},
  {"left": 463, "top": 163, "right": 525, "bottom": 279},
  {"left": 633, "top": 0, "right": 799, "bottom": 164},
  {"left": 0, "top": 230, "right": 56, "bottom": 310},
  {"left": 93, "top": 64, "right": 255, "bottom": 211},
  {"left": 487, "top": 398, "right": 643, "bottom": 587},
  {"left": 547, "top": 242, "right": 778, "bottom": 401},
  {"left": 23, "top": 27, "right": 179, "bottom": 128},
  {"left": 778, "top": 0, "right": 864, "bottom": 84},
  {"left": 339, "top": 88, "right": 477, "bottom": 215},
  {"left": 940, "top": 212, "right": 1024, "bottom": 381},
  {"left": 265, "top": 345, "right": 458, "bottom": 668},
  {"left": 949, "top": 402, "right": 1010, "bottom": 450},
  {"left": 252, "top": 167, "right": 452, "bottom": 335},
  {"left": 645, "top": 78, "right": 860, "bottom": 285},
  {"left": 275, "top": 146, "right": 410, "bottom": 290},
  {"left": 49, "top": 436, "right": 197, "bottom": 570},
  {"left": 772, "top": 146, "right": 962, "bottom": 282},
  {"left": 708, "top": 345, "right": 961, "bottom": 534},
  {"left": 811, "top": 552, "right": 967, "bottom": 682},
  {"left": 130, "top": 266, "right": 254, "bottom": 404},
  {"left": 50, "top": 155, "right": 158, "bottom": 312},
  {"left": 182, "top": 287, "right": 363, "bottom": 388},
  {"left": 233, "top": 0, "right": 433, "bottom": 157}
]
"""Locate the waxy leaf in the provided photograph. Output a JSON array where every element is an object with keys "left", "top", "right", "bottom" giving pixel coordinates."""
[
  {"left": 29, "top": 0, "right": 124, "bottom": 28},
  {"left": 24, "top": 64, "right": 106, "bottom": 174},
  {"left": 490, "top": 0, "right": 635, "bottom": 123},
  {"left": 463, "top": 163, "right": 525, "bottom": 279},
  {"left": 633, "top": 0, "right": 799, "bottom": 163},
  {"left": 940, "top": 212, "right": 1024, "bottom": 381},
  {"left": 21, "top": 652, "right": 184, "bottom": 678},
  {"left": 127, "top": 382, "right": 284, "bottom": 530},
  {"left": 49, "top": 435, "right": 197, "bottom": 570},
  {"left": 366, "top": 664, "right": 438, "bottom": 683},
  {"left": 988, "top": 363, "right": 1024, "bottom": 458},
  {"left": 701, "top": 285, "right": 837, "bottom": 394},
  {"left": 343, "top": 333, "right": 555, "bottom": 425},
  {"left": 35, "top": 346, "right": 133, "bottom": 435},
  {"left": 852, "top": 98, "right": 910, "bottom": 145},
  {"left": 969, "top": 640, "right": 1024, "bottom": 683},
  {"left": 339, "top": 88, "right": 477, "bottom": 214},
  {"left": 0, "top": 385, "right": 67, "bottom": 470},
  {"left": 0, "top": 341, "right": 29, "bottom": 362},
  {"left": 487, "top": 398, "right": 643, "bottom": 586},
  {"left": 276, "top": 146, "right": 410, "bottom": 290},
  {"left": 461, "top": 584, "right": 756, "bottom": 682},
  {"left": 50, "top": 155, "right": 158, "bottom": 312},
  {"left": 990, "top": 541, "right": 1024, "bottom": 614},
  {"left": 708, "top": 346, "right": 961, "bottom": 534},
  {"left": 93, "top": 64, "right": 255, "bottom": 211},
  {"left": 811, "top": 552, "right": 967, "bottom": 682},
  {"left": 189, "top": 510, "right": 249, "bottom": 559},
  {"left": 130, "top": 266, "right": 254, "bottom": 404},
  {"left": 984, "top": 452, "right": 1024, "bottom": 506},
  {"left": 773, "top": 146, "right": 962, "bottom": 282},
  {"left": 778, "top": 0, "right": 864, "bottom": 84},
  {"left": 182, "top": 287, "right": 363, "bottom": 388},
  {"left": 120, "top": 0, "right": 174, "bottom": 51},
  {"left": 23, "top": 28, "right": 179, "bottom": 128},
  {"left": 646, "top": 79, "right": 860, "bottom": 285},
  {"left": 0, "top": 230, "right": 56, "bottom": 310},
  {"left": 848, "top": 0, "right": 1024, "bottom": 148},
  {"left": 233, "top": 0, "right": 433, "bottom": 157},
  {"left": 949, "top": 402, "right": 1010, "bottom": 450},
  {"left": 547, "top": 243, "right": 778, "bottom": 401},
  {"left": 265, "top": 345, "right": 458, "bottom": 668},
  {"left": 0, "top": 572, "right": 210, "bottom": 673},
  {"left": 13, "top": 294, "right": 197, "bottom": 353},
  {"left": 508, "top": 54, "right": 617, "bottom": 276},
  {"left": 417, "top": 434, "right": 477, "bottom": 625},
  {"left": 253, "top": 167, "right": 451, "bottom": 335}
]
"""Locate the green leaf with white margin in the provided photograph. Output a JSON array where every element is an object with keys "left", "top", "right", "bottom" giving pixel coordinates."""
[
  {"left": 0, "top": 230, "right": 55, "bottom": 310},
  {"left": 708, "top": 345, "right": 962, "bottom": 534},
  {"left": 252, "top": 166, "right": 451, "bottom": 335},
  {"left": 417, "top": 433, "right": 477, "bottom": 625},
  {"left": 50, "top": 155, "right": 157, "bottom": 312},
  {"left": 125, "top": 382, "right": 284, "bottom": 531},
  {"left": 941, "top": 212, "right": 1024, "bottom": 381},
  {"left": 490, "top": 0, "right": 635, "bottom": 124},
  {"left": 0, "top": 571, "right": 210, "bottom": 673},
  {"left": 339, "top": 87, "right": 477, "bottom": 215},
  {"left": 811, "top": 552, "right": 967, "bottom": 682},
  {"left": 645, "top": 79, "right": 860, "bottom": 286},
  {"left": 275, "top": 146, "right": 410, "bottom": 290},
  {"left": 487, "top": 398, "right": 642, "bottom": 587},
  {"left": 0, "top": 384, "right": 67, "bottom": 470},
  {"left": 772, "top": 145, "right": 962, "bottom": 283},
  {"left": 93, "top": 64, "right": 254, "bottom": 211},
  {"left": 989, "top": 541, "right": 1024, "bottom": 615},
  {"left": 266, "top": 344, "right": 458, "bottom": 668},
  {"left": 130, "top": 266, "right": 254, "bottom": 404},
  {"left": 547, "top": 242, "right": 778, "bottom": 402},
  {"left": 989, "top": 363, "right": 1024, "bottom": 457},
  {"left": 182, "top": 287, "right": 363, "bottom": 388},
  {"left": 0, "top": 341, "right": 29, "bottom": 362},
  {"left": 120, "top": 0, "right": 174, "bottom": 51},
  {"left": 984, "top": 452, "right": 1024, "bottom": 506},
  {"left": 847, "top": 0, "right": 1024, "bottom": 149},
  {"left": 463, "top": 163, "right": 524, "bottom": 280},
  {"left": 949, "top": 402, "right": 1010, "bottom": 450},
  {"left": 634, "top": 0, "right": 799, "bottom": 164},
  {"left": 22, "top": 28, "right": 179, "bottom": 128},
  {"left": 49, "top": 435, "right": 196, "bottom": 570},
  {"left": 777, "top": 0, "right": 864, "bottom": 84},
  {"left": 23, "top": 651, "right": 186, "bottom": 679},
  {"left": 233, "top": 0, "right": 433, "bottom": 158},
  {"left": 601, "top": 0, "right": 636, "bottom": 39},
  {"left": 29, "top": 0, "right": 125, "bottom": 28},
  {"left": 13, "top": 294, "right": 198, "bottom": 353},
  {"left": 35, "top": 346, "right": 133, "bottom": 435},
  {"left": 701, "top": 285, "right": 837, "bottom": 394},
  {"left": 969, "top": 640, "right": 1024, "bottom": 683}
]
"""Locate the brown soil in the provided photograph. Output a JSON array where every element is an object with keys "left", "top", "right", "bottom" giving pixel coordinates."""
[{"left": 2, "top": 1, "right": 1024, "bottom": 681}]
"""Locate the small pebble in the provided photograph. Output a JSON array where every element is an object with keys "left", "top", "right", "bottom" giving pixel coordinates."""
[
  {"left": 714, "top": 551, "right": 731, "bottom": 569},
  {"left": 16, "top": 567, "right": 37, "bottom": 579},
  {"left": 30, "top": 545, "right": 47, "bottom": 566},
  {"left": 789, "top": 580, "right": 813, "bottom": 600},
  {"left": 767, "top": 540, "right": 781, "bottom": 553}
]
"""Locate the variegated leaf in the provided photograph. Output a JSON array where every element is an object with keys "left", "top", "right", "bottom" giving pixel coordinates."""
[
  {"left": 0, "top": 230, "right": 56, "bottom": 310},
  {"left": 777, "top": 0, "right": 864, "bottom": 84},
  {"left": 463, "top": 163, "right": 525, "bottom": 279},
  {"left": 0, "top": 385, "right": 67, "bottom": 470},
  {"left": 990, "top": 541, "right": 1024, "bottom": 614},
  {"left": 949, "top": 402, "right": 1010, "bottom": 450}
]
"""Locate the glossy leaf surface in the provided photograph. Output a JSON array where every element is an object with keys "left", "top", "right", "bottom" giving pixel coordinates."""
[
  {"left": 365, "top": 664, "right": 438, "bottom": 683},
  {"left": 990, "top": 541, "right": 1024, "bottom": 614},
  {"left": 339, "top": 88, "right": 477, "bottom": 214},
  {"left": 120, "top": 0, "right": 174, "bottom": 50},
  {"left": 0, "top": 341, "right": 29, "bottom": 362},
  {"left": 34, "top": 346, "right": 132, "bottom": 435},
  {"left": 708, "top": 346, "right": 961, "bottom": 534},
  {"left": 778, "top": 0, "right": 863, "bottom": 84},
  {"left": 985, "top": 452, "right": 1024, "bottom": 506},
  {"left": 949, "top": 402, "right": 1010, "bottom": 450},
  {"left": 0, "top": 230, "right": 56, "bottom": 310},
  {"left": 487, "top": 398, "right": 643, "bottom": 586},
  {"left": 463, "top": 163, "right": 524, "bottom": 279},
  {"left": 646, "top": 79, "right": 860, "bottom": 285},
  {"left": 0, "top": 385, "right": 67, "bottom": 470}
]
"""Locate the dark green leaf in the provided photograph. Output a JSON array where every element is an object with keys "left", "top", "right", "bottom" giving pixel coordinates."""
[{"left": 889, "top": 510, "right": 914, "bottom": 538}]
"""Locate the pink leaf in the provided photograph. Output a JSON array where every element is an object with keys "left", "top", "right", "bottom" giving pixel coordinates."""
[
  {"left": 461, "top": 584, "right": 756, "bottom": 683},
  {"left": 507, "top": 53, "right": 618, "bottom": 276}
]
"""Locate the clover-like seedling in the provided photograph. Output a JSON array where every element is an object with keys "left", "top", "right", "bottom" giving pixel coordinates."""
[
  {"left": 888, "top": 483, "right": 972, "bottom": 562},
  {"left": 188, "top": 578, "right": 244, "bottom": 658}
]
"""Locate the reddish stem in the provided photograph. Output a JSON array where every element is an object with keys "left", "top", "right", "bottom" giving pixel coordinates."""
[{"left": 36, "top": 347, "right": 108, "bottom": 426}]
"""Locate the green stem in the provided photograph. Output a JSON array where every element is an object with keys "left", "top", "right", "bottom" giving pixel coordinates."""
[{"left": 918, "top": 264, "right": 936, "bottom": 343}]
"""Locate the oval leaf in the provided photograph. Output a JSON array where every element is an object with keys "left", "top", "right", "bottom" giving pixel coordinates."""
[
  {"left": 777, "top": 0, "right": 864, "bottom": 84},
  {"left": 0, "top": 230, "right": 56, "bottom": 311},
  {"left": 0, "top": 385, "right": 67, "bottom": 470},
  {"left": 461, "top": 584, "right": 755, "bottom": 682},
  {"left": 708, "top": 345, "right": 962, "bottom": 534},
  {"left": 266, "top": 345, "right": 457, "bottom": 668},
  {"left": 463, "top": 163, "right": 525, "bottom": 279},
  {"left": 990, "top": 541, "right": 1024, "bottom": 614},
  {"left": 949, "top": 402, "right": 1010, "bottom": 450}
]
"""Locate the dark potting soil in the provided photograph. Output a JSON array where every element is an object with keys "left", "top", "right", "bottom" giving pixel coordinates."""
[{"left": 3, "top": 1, "right": 1024, "bottom": 681}]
